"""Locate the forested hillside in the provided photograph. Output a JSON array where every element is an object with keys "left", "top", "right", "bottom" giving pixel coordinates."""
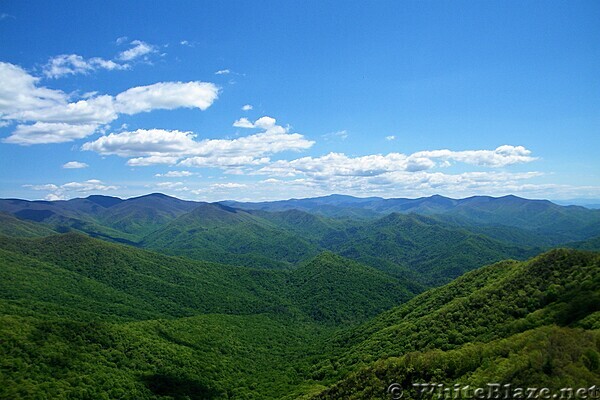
[
  {"left": 310, "top": 249, "right": 600, "bottom": 399},
  {"left": 3, "top": 193, "right": 588, "bottom": 286},
  {"left": 1, "top": 194, "right": 599, "bottom": 398}
]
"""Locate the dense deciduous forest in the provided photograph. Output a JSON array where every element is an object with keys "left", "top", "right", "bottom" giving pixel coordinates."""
[{"left": 0, "top": 194, "right": 599, "bottom": 398}]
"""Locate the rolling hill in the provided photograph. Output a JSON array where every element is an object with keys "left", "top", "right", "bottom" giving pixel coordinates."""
[
  {"left": 288, "top": 252, "right": 414, "bottom": 325},
  {"left": 0, "top": 212, "right": 57, "bottom": 237},
  {"left": 0, "top": 193, "right": 203, "bottom": 243},
  {"left": 324, "top": 212, "right": 540, "bottom": 285},
  {"left": 3, "top": 193, "right": 594, "bottom": 287},
  {"left": 0, "top": 231, "right": 597, "bottom": 398},
  {"left": 225, "top": 194, "right": 600, "bottom": 244},
  {"left": 142, "top": 203, "right": 321, "bottom": 268},
  {"left": 0, "top": 232, "right": 421, "bottom": 398},
  {"left": 308, "top": 249, "right": 600, "bottom": 398}
]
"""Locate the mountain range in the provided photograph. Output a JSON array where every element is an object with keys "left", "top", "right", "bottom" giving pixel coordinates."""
[
  {"left": 0, "top": 193, "right": 599, "bottom": 398},
  {"left": 2, "top": 193, "right": 599, "bottom": 284}
]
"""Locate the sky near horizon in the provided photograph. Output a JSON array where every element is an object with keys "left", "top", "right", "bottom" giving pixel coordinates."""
[{"left": 0, "top": 1, "right": 599, "bottom": 202}]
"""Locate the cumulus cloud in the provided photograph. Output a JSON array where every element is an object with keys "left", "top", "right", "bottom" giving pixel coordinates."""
[
  {"left": 82, "top": 129, "right": 197, "bottom": 157},
  {"left": 152, "top": 181, "right": 190, "bottom": 192},
  {"left": 233, "top": 116, "right": 279, "bottom": 130},
  {"left": 82, "top": 116, "right": 314, "bottom": 168},
  {"left": 215, "top": 69, "right": 230, "bottom": 75},
  {"left": 3, "top": 122, "right": 99, "bottom": 145},
  {"left": 126, "top": 156, "right": 180, "bottom": 166},
  {"left": 155, "top": 181, "right": 184, "bottom": 188},
  {"left": 0, "top": 62, "right": 65, "bottom": 116},
  {"left": 24, "top": 179, "right": 118, "bottom": 200},
  {"left": 234, "top": 144, "right": 542, "bottom": 200},
  {"left": 0, "top": 62, "right": 219, "bottom": 145},
  {"left": 23, "top": 184, "right": 60, "bottom": 191},
  {"left": 118, "top": 40, "right": 155, "bottom": 61},
  {"left": 242, "top": 104, "right": 253, "bottom": 111},
  {"left": 43, "top": 54, "right": 129, "bottom": 78},
  {"left": 248, "top": 170, "right": 545, "bottom": 201},
  {"left": 233, "top": 117, "right": 255, "bottom": 128},
  {"left": 45, "top": 193, "right": 66, "bottom": 201},
  {"left": 211, "top": 183, "right": 247, "bottom": 189},
  {"left": 114, "top": 81, "right": 219, "bottom": 114},
  {"left": 155, "top": 170, "right": 194, "bottom": 177},
  {"left": 62, "top": 179, "right": 118, "bottom": 191},
  {"left": 62, "top": 161, "right": 89, "bottom": 169},
  {"left": 257, "top": 146, "right": 536, "bottom": 178},
  {"left": 181, "top": 156, "right": 270, "bottom": 168},
  {"left": 9, "top": 95, "right": 117, "bottom": 125},
  {"left": 259, "top": 152, "right": 411, "bottom": 178},
  {"left": 410, "top": 145, "right": 536, "bottom": 168},
  {"left": 190, "top": 182, "right": 248, "bottom": 196},
  {"left": 385, "top": 135, "right": 396, "bottom": 141},
  {"left": 43, "top": 39, "right": 158, "bottom": 79},
  {"left": 260, "top": 178, "right": 282, "bottom": 184}
]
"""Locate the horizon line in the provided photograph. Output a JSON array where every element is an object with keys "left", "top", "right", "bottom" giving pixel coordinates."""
[{"left": 2, "top": 192, "right": 600, "bottom": 207}]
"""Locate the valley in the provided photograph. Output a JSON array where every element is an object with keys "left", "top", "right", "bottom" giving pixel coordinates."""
[{"left": 0, "top": 194, "right": 599, "bottom": 398}]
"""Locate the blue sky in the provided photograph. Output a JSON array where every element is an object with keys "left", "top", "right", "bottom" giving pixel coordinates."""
[{"left": 0, "top": 1, "right": 599, "bottom": 202}]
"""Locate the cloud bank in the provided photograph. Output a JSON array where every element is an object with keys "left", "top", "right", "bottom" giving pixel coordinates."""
[
  {"left": 82, "top": 116, "right": 315, "bottom": 168},
  {"left": 0, "top": 62, "right": 219, "bottom": 145}
]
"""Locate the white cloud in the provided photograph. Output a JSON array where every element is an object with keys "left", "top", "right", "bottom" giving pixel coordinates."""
[
  {"left": 3, "top": 122, "right": 99, "bottom": 145},
  {"left": 242, "top": 104, "right": 253, "bottom": 111},
  {"left": 211, "top": 183, "right": 247, "bottom": 189},
  {"left": 118, "top": 40, "right": 155, "bottom": 61},
  {"left": 181, "top": 156, "right": 270, "bottom": 168},
  {"left": 0, "top": 62, "right": 219, "bottom": 145},
  {"left": 24, "top": 179, "right": 118, "bottom": 200},
  {"left": 190, "top": 182, "right": 248, "bottom": 195},
  {"left": 215, "top": 69, "right": 230, "bottom": 75},
  {"left": 62, "top": 179, "right": 118, "bottom": 191},
  {"left": 126, "top": 156, "right": 180, "bottom": 166},
  {"left": 233, "top": 117, "right": 255, "bottom": 128},
  {"left": 155, "top": 170, "right": 194, "bottom": 177},
  {"left": 410, "top": 145, "right": 536, "bottom": 168},
  {"left": 9, "top": 95, "right": 117, "bottom": 124},
  {"left": 45, "top": 193, "right": 66, "bottom": 201},
  {"left": 406, "top": 157, "right": 436, "bottom": 172},
  {"left": 115, "top": 81, "right": 219, "bottom": 114},
  {"left": 248, "top": 170, "right": 546, "bottom": 201},
  {"left": 83, "top": 116, "right": 314, "bottom": 168},
  {"left": 253, "top": 116, "right": 277, "bottom": 130},
  {"left": 233, "top": 144, "right": 542, "bottom": 200},
  {"left": 260, "top": 178, "right": 282, "bottom": 184},
  {"left": 43, "top": 39, "right": 159, "bottom": 79},
  {"left": 233, "top": 116, "right": 278, "bottom": 130},
  {"left": 386, "top": 135, "right": 396, "bottom": 141},
  {"left": 155, "top": 181, "right": 184, "bottom": 189},
  {"left": 23, "top": 184, "right": 60, "bottom": 191},
  {"left": 259, "top": 152, "right": 409, "bottom": 178},
  {"left": 63, "top": 161, "right": 89, "bottom": 169},
  {"left": 0, "top": 62, "right": 66, "bottom": 116},
  {"left": 258, "top": 146, "right": 537, "bottom": 178},
  {"left": 43, "top": 54, "right": 129, "bottom": 78},
  {"left": 82, "top": 129, "right": 197, "bottom": 157},
  {"left": 322, "top": 130, "right": 348, "bottom": 141}
]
